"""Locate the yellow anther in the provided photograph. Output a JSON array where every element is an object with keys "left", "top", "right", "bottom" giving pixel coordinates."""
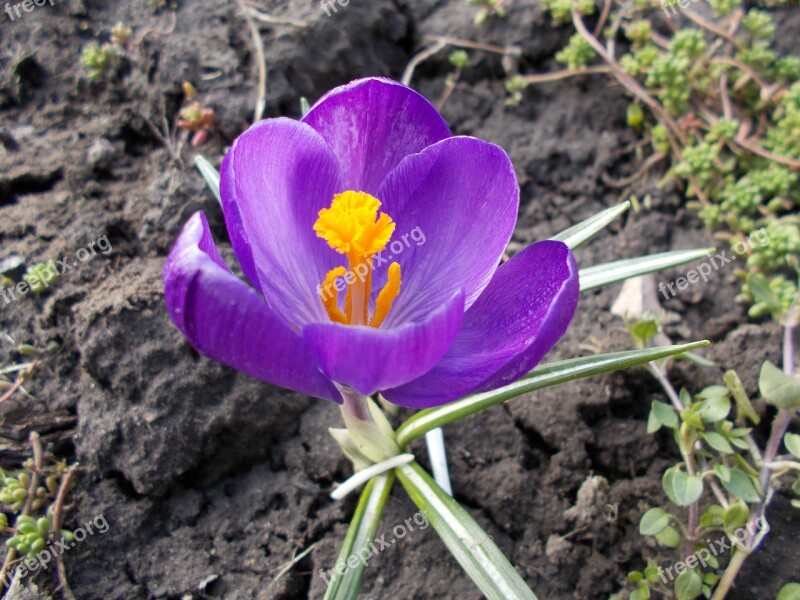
[
  {"left": 314, "top": 191, "right": 402, "bottom": 327},
  {"left": 313, "top": 191, "right": 395, "bottom": 258},
  {"left": 319, "top": 266, "right": 348, "bottom": 324},
  {"left": 370, "top": 262, "right": 402, "bottom": 328}
]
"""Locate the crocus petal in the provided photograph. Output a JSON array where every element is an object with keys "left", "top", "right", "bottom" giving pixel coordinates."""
[
  {"left": 373, "top": 136, "right": 519, "bottom": 327},
  {"left": 383, "top": 241, "right": 578, "bottom": 408},
  {"left": 163, "top": 211, "right": 340, "bottom": 403},
  {"left": 302, "top": 291, "right": 465, "bottom": 396},
  {"left": 302, "top": 78, "right": 451, "bottom": 193},
  {"left": 220, "top": 118, "right": 345, "bottom": 326}
]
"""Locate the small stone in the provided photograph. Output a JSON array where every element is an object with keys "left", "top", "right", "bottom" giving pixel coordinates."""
[{"left": 87, "top": 138, "right": 116, "bottom": 171}]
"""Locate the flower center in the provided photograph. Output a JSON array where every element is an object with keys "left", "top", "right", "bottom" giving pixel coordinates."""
[{"left": 313, "top": 191, "right": 402, "bottom": 327}]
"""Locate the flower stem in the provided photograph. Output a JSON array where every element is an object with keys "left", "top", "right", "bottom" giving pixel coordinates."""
[
  {"left": 340, "top": 385, "right": 371, "bottom": 421},
  {"left": 746, "top": 321, "right": 797, "bottom": 550},
  {"left": 710, "top": 547, "right": 749, "bottom": 600}
]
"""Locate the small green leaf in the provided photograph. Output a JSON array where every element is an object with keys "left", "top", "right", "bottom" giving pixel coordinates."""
[
  {"left": 699, "top": 504, "right": 725, "bottom": 528},
  {"left": 722, "top": 502, "right": 749, "bottom": 534},
  {"left": 640, "top": 507, "right": 671, "bottom": 535},
  {"left": 714, "top": 464, "right": 731, "bottom": 483},
  {"left": 681, "top": 351, "right": 715, "bottom": 367},
  {"left": 729, "top": 436, "right": 751, "bottom": 450},
  {"left": 720, "top": 468, "right": 760, "bottom": 503},
  {"left": 697, "top": 395, "right": 731, "bottom": 423},
  {"left": 663, "top": 468, "right": 703, "bottom": 506},
  {"left": 759, "top": 361, "right": 800, "bottom": 408},
  {"left": 703, "top": 431, "right": 734, "bottom": 454},
  {"left": 732, "top": 454, "right": 760, "bottom": 478},
  {"left": 679, "top": 387, "right": 693, "bottom": 407},
  {"left": 784, "top": 433, "right": 800, "bottom": 458},
  {"left": 681, "top": 406, "right": 705, "bottom": 430},
  {"left": 628, "top": 317, "right": 660, "bottom": 346},
  {"left": 776, "top": 583, "right": 800, "bottom": 600},
  {"left": 674, "top": 569, "right": 703, "bottom": 600},
  {"left": 655, "top": 525, "right": 681, "bottom": 548},
  {"left": 644, "top": 561, "right": 662, "bottom": 583},
  {"left": 697, "top": 385, "right": 729, "bottom": 400},
  {"left": 637, "top": 582, "right": 651, "bottom": 600},
  {"left": 703, "top": 570, "right": 719, "bottom": 586},
  {"left": 628, "top": 571, "right": 643, "bottom": 584},
  {"left": 648, "top": 400, "right": 679, "bottom": 433},
  {"left": 723, "top": 370, "right": 760, "bottom": 425}
]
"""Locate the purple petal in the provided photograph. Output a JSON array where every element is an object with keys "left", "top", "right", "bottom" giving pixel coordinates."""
[
  {"left": 220, "top": 118, "right": 345, "bottom": 326},
  {"left": 383, "top": 241, "right": 579, "bottom": 408},
  {"left": 302, "top": 78, "right": 451, "bottom": 193},
  {"left": 373, "top": 136, "right": 519, "bottom": 327},
  {"left": 302, "top": 291, "right": 465, "bottom": 396},
  {"left": 163, "top": 212, "right": 340, "bottom": 403}
]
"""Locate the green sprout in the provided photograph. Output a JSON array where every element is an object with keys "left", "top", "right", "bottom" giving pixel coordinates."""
[
  {"left": 80, "top": 43, "right": 114, "bottom": 82},
  {"left": 468, "top": 0, "right": 506, "bottom": 25},
  {"left": 23, "top": 261, "right": 58, "bottom": 293}
]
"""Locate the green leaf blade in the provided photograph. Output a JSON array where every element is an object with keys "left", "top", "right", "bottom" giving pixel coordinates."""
[
  {"left": 579, "top": 248, "right": 712, "bottom": 292},
  {"left": 550, "top": 200, "right": 630, "bottom": 250},
  {"left": 194, "top": 155, "right": 222, "bottom": 206},
  {"left": 640, "top": 507, "right": 671, "bottom": 536},
  {"left": 395, "top": 461, "right": 538, "bottom": 600},
  {"left": 759, "top": 360, "right": 800, "bottom": 408},
  {"left": 396, "top": 341, "right": 709, "bottom": 447},
  {"left": 324, "top": 473, "right": 394, "bottom": 600},
  {"left": 785, "top": 432, "right": 800, "bottom": 458}
]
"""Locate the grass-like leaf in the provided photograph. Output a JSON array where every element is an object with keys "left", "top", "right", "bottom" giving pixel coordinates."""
[
  {"left": 324, "top": 473, "right": 394, "bottom": 600},
  {"left": 579, "top": 248, "right": 712, "bottom": 292},
  {"left": 395, "top": 341, "right": 709, "bottom": 447},
  {"left": 194, "top": 155, "right": 221, "bottom": 205},
  {"left": 395, "top": 461, "right": 538, "bottom": 600},
  {"left": 550, "top": 200, "right": 631, "bottom": 250}
]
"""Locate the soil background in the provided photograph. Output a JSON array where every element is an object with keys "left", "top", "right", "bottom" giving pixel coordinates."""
[{"left": 1, "top": 0, "right": 798, "bottom": 599}]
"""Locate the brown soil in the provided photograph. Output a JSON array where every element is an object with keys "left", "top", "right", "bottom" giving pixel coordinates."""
[{"left": 1, "top": 1, "right": 798, "bottom": 599}]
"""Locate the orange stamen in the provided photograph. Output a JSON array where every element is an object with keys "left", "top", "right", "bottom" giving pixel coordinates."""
[
  {"left": 313, "top": 191, "right": 403, "bottom": 328},
  {"left": 369, "top": 262, "right": 402, "bottom": 328}
]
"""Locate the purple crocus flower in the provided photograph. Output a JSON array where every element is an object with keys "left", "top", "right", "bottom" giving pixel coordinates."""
[{"left": 163, "top": 78, "right": 579, "bottom": 408}]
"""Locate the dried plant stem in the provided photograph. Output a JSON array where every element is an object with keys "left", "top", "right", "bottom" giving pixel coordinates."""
[
  {"left": 244, "top": 2, "right": 307, "bottom": 28},
  {"left": 237, "top": 0, "right": 268, "bottom": 122},
  {"left": 51, "top": 466, "right": 78, "bottom": 600},
  {"left": 402, "top": 35, "right": 521, "bottom": 87},
  {"left": 517, "top": 65, "right": 610, "bottom": 85},
  {"left": 710, "top": 547, "right": 749, "bottom": 600},
  {"left": 594, "top": 0, "right": 613, "bottom": 37},
  {"left": 0, "top": 360, "right": 37, "bottom": 404},
  {"left": 402, "top": 40, "right": 447, "bottom": 86},
  {"left": 683, "top": 8, "right": 741, "bottom": 48},
  {"left": 570, "top": 6, "right": 685, "bottom": 156}
]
